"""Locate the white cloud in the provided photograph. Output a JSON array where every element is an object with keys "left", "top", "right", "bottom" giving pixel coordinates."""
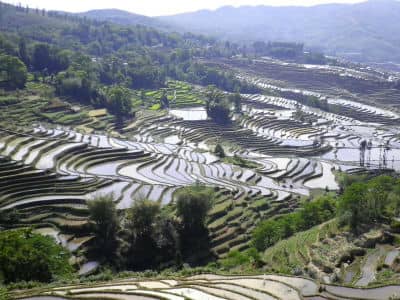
[{"left": 2, "top": 0, "right": 367, "bottom": 16}]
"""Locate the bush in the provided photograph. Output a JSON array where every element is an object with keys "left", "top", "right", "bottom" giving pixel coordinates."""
[
  {"left": 220, "top": 247, "right": 263, "bottom": 269},
  {"left": 0, "top": 229, "right": 73, "bottom": 284},
  {"left": 252, "top": 195, "right": 336, "bottom": 251}
]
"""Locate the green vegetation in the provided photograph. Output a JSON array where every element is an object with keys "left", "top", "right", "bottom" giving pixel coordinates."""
[
  {"left": 88, "top": 195, "right": 120, "bottom": 264},
  {"left": 86, "top": 186, "right": 215, "bottom": 271},
  {"left": 263, "top": 221, "right": 339, "bottom": 275},
  {"left": 214, "top": 143, "right": 226, "bottom": 158},
  {"left": 0, "top": 54, "right": 27, "bottom": 90},
  {"left": 252, "top": 175, "right": 400, "bottom": 255},
  {"left": 223, "top": 155, "right": 260, "bottom": 169},
  {"left": 0, "top": 2, "right": 258, "bottom": 115},
  {"left": 337, "top": 175, "right": 400, "bottom": 232},
  {"left": 121, "top": 199, "right": 178, "bottom": 270},
  {"left": 140, "top": 81, "right": 205, "bottom": 109},
  {"left": 205, "top": 85, "right": 232, "bottom": 124},
  {"left": 219, "top": 248, "right": 262, "bottom": 270},
  {"left": 176, "top": 185, "right": 213, "bottom": 234},
  {"left": 0, "top": 229, "right": 73, "bottom": 284},
  {"left": 252, "top": 195, "right": 336, "bottom": 251}
]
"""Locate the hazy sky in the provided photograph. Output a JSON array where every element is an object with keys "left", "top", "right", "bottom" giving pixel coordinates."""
[{"left": 2, "top": 0, "right": 366, "bottom": 16}]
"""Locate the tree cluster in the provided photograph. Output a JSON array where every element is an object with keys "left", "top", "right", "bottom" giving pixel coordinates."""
[
  {"left": 337, "top": 175, "right": 400, "bottom": 232},
  {"left": 87, "top": 185, "right": 215, "bottom": 271},
  {"left": 252, "top": 195, "right": 336, "bottom": 251}
]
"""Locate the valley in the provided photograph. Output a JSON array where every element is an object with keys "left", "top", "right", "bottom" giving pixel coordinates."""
[{"left": 1, "top": 1, "right": 400, "bottom": 299}]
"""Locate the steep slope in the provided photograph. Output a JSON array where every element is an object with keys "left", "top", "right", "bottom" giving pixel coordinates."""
[{"left": 160, "top": 0, "right": 400, "bottom": 63}]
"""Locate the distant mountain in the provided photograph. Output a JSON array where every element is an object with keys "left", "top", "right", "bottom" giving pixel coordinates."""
[
  {"left": 159, "top": 0, "right": 400, "bottom": 63},
  {"left": 79, "top": 9, "right": 169, "bottom": 30}
]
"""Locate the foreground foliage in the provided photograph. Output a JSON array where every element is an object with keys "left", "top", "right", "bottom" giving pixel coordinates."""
[{"left": 0, "top": 229, "right": 72, "bottom": 284}]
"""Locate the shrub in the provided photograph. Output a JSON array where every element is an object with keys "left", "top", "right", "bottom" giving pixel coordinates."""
[
  {"left": 252, "top": 195, "right": 336, "bottom": 251},
  {"left": 0, "top": 229, "right": 73, "bottom": 284}
]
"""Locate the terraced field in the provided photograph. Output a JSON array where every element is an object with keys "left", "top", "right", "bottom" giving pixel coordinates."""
[
  {"left": 13, "top": 273, "right": 400, "bottom": 300},
  {"left": 206, "top": 57, "right": 400, "bottom": 111},
  {"left": 0, "top": 122, "right": 334, "bottom": 259},
  {"left": 2, "top": 56, "right": 400, "bottom": 299},
  {"left": 2, "top": 59, "right": 400, "bottom": 265}
]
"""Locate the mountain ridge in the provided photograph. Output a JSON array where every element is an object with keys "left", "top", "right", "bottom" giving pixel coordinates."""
[{"left": 158, "top": 0, "right": 400, "bottom": 63}]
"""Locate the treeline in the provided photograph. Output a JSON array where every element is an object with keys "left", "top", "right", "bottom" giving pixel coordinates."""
[
  {"left": 0, "top": 186, "right": 215, "bottom": 285},
  {"left": 88, "top": 185, "right": 215, "bottom": 270}
]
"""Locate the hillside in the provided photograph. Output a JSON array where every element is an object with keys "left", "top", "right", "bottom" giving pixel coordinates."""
[
  {"left": 2, "top": 1, "right": 400, "bottom": 299},
  {"left": 160, "top": 0, "right": 400, "bottom": 64},
  {"left": 78, "top": 9, "right": 169, "bottom": 30}
]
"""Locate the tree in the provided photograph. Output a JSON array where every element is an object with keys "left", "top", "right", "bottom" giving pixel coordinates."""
[
  {"left": 338, "top": 182, "right": 369, "bottom": 232},
  {"left": 87, "top": 194, "right": 120, "bottom": 263},
  {"left": 105, "top": 86, "right": 132, "bottom": 117},
  {"left": 176, "top": 185, "right": 214, "bottom": 264},
  {"left": 252, "top": 219, "right": 282, "bottom": 251},
  {"left": 0, "top": 55, "right": 27, "bottom": 90},
  {"left": 229, "top": 92, "right": 242, "bottom": 113},
  {"left": 160, "top": 89, "right": 169, "bottom": 109},
  {"left": 205, "top": 86, "right": 231, "bottom": 125},
  {"left": 176, "top": 186, "right": 213, "bottom": 234},
  {"left": 32, "top": 43, "right": 51, "bottom": 71},
  {"left": 0, "top": 229, "right": 72, "bottom": 284},
  {"left": 18, "top": 38, "right": 29, "bottom": 66},
  {"left": 214, "top": 143, "right": 225, "bottom": 158},
  {"left": 122, "top": 199, "right": 161, "bottom": 270}
]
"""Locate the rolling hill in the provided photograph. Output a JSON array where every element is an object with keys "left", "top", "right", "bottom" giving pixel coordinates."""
[{"left": 159, "top": 0, "right": 400, "bottom": 64}]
